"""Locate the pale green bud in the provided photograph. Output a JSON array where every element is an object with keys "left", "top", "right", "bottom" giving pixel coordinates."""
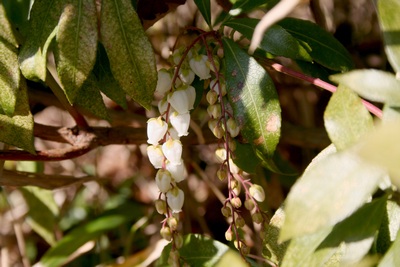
[
  {"left": 244, "top": 199, "right": 255, "bottom": 211},
  {"left": 167, "top": 187, "right": 185, "bottom": 213},
  {"left": 206, "top": 90, "right": 218, "bottom": 105},
  {"left": 252, "top": 211, "right": 264, "bottom": 224},
  {"left": 227, "top": 117, "right": 240, "bottom": 138},
  {"left": 160, "top": 226, "right": 172, "bottom": 241},
  {"left": 225, "top": 228, "right": 234, "bottom": 241},
  {"left": 221, "top": 206, "right": 231, "bottom": 217},
  {"left": 167, "top": 217, "right": 179, "bottom": 231},
  {"left": 235, "top": 215, "right": 245, "bottom": 228},
  {"left": 155, "top": 169, "right": 172, "bottom": 193},
  {"left": 249, "top": 184, "right": 265, "bottom": 202},
  {"left": 207, "top": 104, "right": 222, "bottom": 119},
  {"left": 217, "top": 166, "right": 228, "bottom": 181},
  {"left": 155, "top": 199, "right": 167, "bottom": 214},
  {"left": 230, "top": 197, "right": 242, "bottom": 209}
]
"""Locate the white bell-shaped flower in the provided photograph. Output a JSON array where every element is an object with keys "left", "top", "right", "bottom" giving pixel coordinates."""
[
  {"left": 210, "top": 78, "right": 227, "bottom": 96},
  {"left": 249, "top": 184, "right": 265, "bottom": 202},
  {"left": 155, "top": 69, "right": 172, "bottom": 96},
  {"left": 167, "top": 187, "right": 184, "bottom": 213},
  {"left": 147, "top": 117, "right": 168, "bottom": 145},
  {"left": 167, "top": 127, "right": 180, "bottom": 140},
  {"left": 147, "top": 145, "right": 164, "bottom": 168},
  {"left": 166, "top": 159, "right": 187, "bottom": 183},
  {"left": 170, "top": 111, "right": 190, "bottom": 137},
  {"left": 158, "top": 98, "right": 169, "bottom": 116},
  {"left": 179, "top": 68, "right": 195, "bottom": 85},
  {"left": 185, "top": 85, "right": 196, "bottom": 110},
  {"left": 168, "top": 89, "right": 189, "bottom": 114},
  {"left": 155, "top": 169, "right": 172, "bottom": 193},
  {"left": 162, "top": 138, "right": 182, "bottom": 165},
  {"left": 189, "top": 55, "right": 211, "bottom": 80}
]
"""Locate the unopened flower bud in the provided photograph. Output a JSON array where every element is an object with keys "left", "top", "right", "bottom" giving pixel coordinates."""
[
  {"left": 249, "top": 184, "right": 265, "bottom": 202},
  {"left": 189, "top": 55, "right": 211, "bottom": 80},
  {"left": 221, "top": 206, "right": 231, "bottom": 217},
  {"left": 166, "top": 159, "right": 186, "bottom": 183},
  {"left": 230, "top": 197, "right": 242, "bottom": 209},
  {"left": 160, "top": 226, "right": 172, "bottom": 241},
  {"left": 207, "top": 104, "right": 222, "bottom": 119},
  {"left": 167, "top": 187, "right": 185, "bottom": 213},
  {"left": 207, "top": 55, "right": 220, "bottom": 72},
  {"left": 167, "top": 217, "right": 179, "bottom": 231},
  {"left": 241, "top": 243, "right": 250, "bottom": 256},
  {"left": 172, "top": 48, "right": 184, "bottom": 65},
  {"left": 155, "top": 169, "right": 172, "bottom": 193},
  {"left": 170, "top": 112, "right": 190, "bottom": 137},
  {"left": 210, "top": 78, "right": 226, "bottom": 96},
  {"left": 174, "top": 233, "right": 184, "bottom": 249},
  {"left": 244, "top": 199, "right": 255, "bottom": 211},
  {"left": 225, "top": 228, "right": 234, "bottom": 241},
  {"left": 162, "top": 139, "right": 183, "bottom": 165},
  {"left": 206, "top": 90, "right": 218, "bottom": 105},
  {"left": 217, "top": 166, "right": 228, "bottom": 181},
  {"left": 235, "top": 215, "right": 245, "bottom": 228},
  {"left": 215, "top": 148, "right": 227, "bottom": 162},
  {"left": 252, "top": 211, "right": 264, "bottom": 224},
  {"left": 147, "top": 145, "right": 164, "bottom": 169},
  {"left": 228, "top": 139, "right": 237, "bottom": 151},
  {"left": 229, "top": 159, "right": 241, "bottom": 174},
  {"left": 155, "top": 69, "right": 172, "bottom": 96},
  {"left": 155, "top": 199, "right": 167, "bottom": 214},
  {"left": 227, "top": 118, "right": 240, "bottom": 138},
  {"left": 208, "top": 119, "right": 224, "bottom": 139},
  {"left": 147, "top": 117, "right": 168, "bottom": 145}
]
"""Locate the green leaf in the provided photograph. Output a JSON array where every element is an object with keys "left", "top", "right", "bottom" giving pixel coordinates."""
[
  {"left": 263, "top": 207, "right": 288, "bottom": 265},
  {"left": 100, "top": 0, "right": 156, "bottom": 110},
  {"left": 0, "top": 79, "right": 35, "bottom": 153},
  {"left": 92, "top": 43, "right": 127, "bottom": 109},
  {"left": 377, "top": 0, "right": 400, "bottom": 73},
  {"left": 39, "top": 203, "right": 141, "bottom": 267},
  {"left": 229, "top": 0, "right": 278, "bottom": 16},
  {"left": 18, "top": 0, "right": 64, "bottom": 82},
  {"left": 156, "top": 234, "right": 253, "bottom": 267},
  {"left": 295, "top": 60, "right": 332, "bottom": 82},
  {"left": 231, "top": 141, "right": 260, "bottom": 173},
  {"left": 75, "top": 75, "right": 110, "bottom": 121},
  {"left": 224, "top": 18, "right": 312, "bottom": 61},
  {"left": 56, "top": 0, "right": 98, "bottom": 103},
  {"left": 277, "top": 18, "right": 354, "bottom": 72},
  {"left": 0, "top": 4, "right": 19, "bottom": 117},
  {"left": 20, "top": 186, "right": 59, "bottom": 246},
  {"left": 2, "top": 0, "right": 31, "bottom": 36},
  {"left": 324, "top": 85, "right": 374, "bottom": 150},
  {"left": 280, "top": 150, "right": 385, "bottom": 241},
  {"left": 357, "top": 122, "right": 400, "bottom": 187},
  {"left": 376, "top": 200, "right": 400, "bottom": 255},
  {"left": 193, "top": 0, "right": 211, "bottom": 28},
  {"left": 378, "top": 231, "right": 400, "bottom": 267},
  {"left": 222, "top": 38, "right": 281, "bottom": 171},
  {"left": 330, "top": 69, "right": 400, "bottom": 105}
]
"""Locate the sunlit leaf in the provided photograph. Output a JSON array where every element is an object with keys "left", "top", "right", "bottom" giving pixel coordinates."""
[
  {"left": 156, "top": 234, "right": 254, "bottom": 267},
  {"left": 100, "top": 0, "right": 157, "bottom": 109},
  {"left": 330, "top": 69, "right": 400, "bottom": 106},
  {"left": 377, "top": 0, "right": 400, "bottom": 73},
  {"left": 324, "top": 85, "right": 374, "bottom": 150},
  {"left": 263, "top": 207, "right": 288, "bottom": 265},
  {"left": 222, "top": 38, "right": 281, "bottom": 171},
  {"left": 280, "top": 150, "right": 384, "bottom": 241},
  {"left": 193, "top": 0, "right": 211, "bottom": 28},
  {"left": 18, "top": 0, "right": 64, "bottom": 81},
  {"left": 278, "top": 18, "right": 354, "bottom": 71},
  {"left": 378, "top": 231, "right": 400, "bottom": 267},
  {"left": 56, "top": 0, "right": 98, "bottom": 103},
  {"left": 224, "top": 18, "right": 312, "bottom": 61},
  {"left": 376, "top": 200, "right": 400, "bottom": 255},
  {"left": 21, "top": 186, "right": 59, "bottom": 246}
]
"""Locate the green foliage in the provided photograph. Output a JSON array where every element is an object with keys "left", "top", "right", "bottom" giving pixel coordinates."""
[{"left": 194, "top": 0, "right": 212, "bottom": 28}]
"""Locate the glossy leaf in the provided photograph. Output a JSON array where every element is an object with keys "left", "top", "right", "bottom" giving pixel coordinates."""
[
  {"left": 277, "top": 18, "right": 354, "bottom": 71},
  {"left": 75, "top": 75, "right": 110, "bottom": 121},
  {"left": 56, "top": 0, "right": 98, "bottom": 103},
  {"left": 21, "top": 186, "right": 59, "bottom": 246},
  {"left": 280, "top": 150, "right": 385, "bottom": 241},
  {"left": 156, "top": 234, "right": 253, "bottom": 267},
  {"left": 231, "top": 141, "right": 259, "bottom": 173},
  {"left": 324, "top": 85, "right": 374, "bottom": 150},
  {"left": 193, "top": 0, "right": 211, "bottom": 28},
  {"left": 330, "top": 69, "right": 400, "bottom": 105},
  {"left": 357, "top": 122, "right": 400, "bottom": 187},
  {"left": 92, "top": 43, "right": 127, "bottom": 109},
  {"left": 0, "top": 80, "right": 35, "bottom": 153},
  {"left": 224, "top": 18, "right": 312, "bottom": 61},
  {"left": 100, "top": 0, "right": 157, "bottom": 109},
  {"left": 229, "top": 0, "right": 278, "bottom": 16},
  {"left": 377, "top": 0, "right": 400, "bottom": 73},
  {"left": 0, "top": 3, "right": 19, "bottom": 117},
  {"left": 378, "top": 231, "right": 400, "bottom": 267},
  {"left": 18, "top": 0, "right": 64, "bottom": 82},
  {"left": 222, "top": 38, "right": 281, "bottom": 171}
]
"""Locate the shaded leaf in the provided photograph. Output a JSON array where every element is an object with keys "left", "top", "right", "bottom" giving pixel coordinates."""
[
  {"left": 18, "top": 0, "right": 64, "bottom": 81},
  {"left": 0, "top": 2, "right": 18, "bottom": 46},
  {"left": 377, "top": 0, "right": 400, "bottom": 73},
  {"left": 56, "top": 0, "right": 98, "bottom": 103},
  {"left": 280, "top": 151, "right": 384, "bottom": 241},
  {"left": 378, "top": 231, "right": 400, "bottom": 267},
  {"left": 21, "top": 186, "right": 59, "bottom": 246},
  {"left": 222, "top": 38, "right": 281, "bottom": 171},
  {"left": 2, "top": 0, "right": 30, "bottom": 36},
  {"left": 231, "top": 141, "right": 259, "bottom": 173},
  {"left": 324, "top": 85, "right": 374, "bottom": 150},
  {"left": 0, "top": 79, "right": 35, "bottom": 153},
  {"left": 100, "top": 0, "right": 157, "bottom": 110},
  {"left": 376, "top": 200, "right": 400, "bottom": 255},
  {"left": 156, "top": 234, "right": 254, "bottom": 267},
  {"left": 229, "top": 0, "right": 278, "bottom": 16},
  {"left": 263, "top": 207, "right": 288, "bottom": 265},
  {"left": 295, "top": 60, "right": 332, "bottom": 82},
  {"left": 224, "top": 18, "right": 312, "bottom": 61},
  {"left": 277, "top": 18, "right": 354, "bottom": 71},
  {"left": 193, "top": 0, "right": 211, "bottom": 28},
  {"left": 330, "top": 69, "right": 400, "bottom": 106}
]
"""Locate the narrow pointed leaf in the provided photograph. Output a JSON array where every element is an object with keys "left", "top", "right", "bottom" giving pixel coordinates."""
[
  {"left": 229, "top": 0, "right": 278, "bottom": 16},
  {"left": 100, "top": 0, "right": 156, "bottom": 110},
  {"left": 330, "top": 69, "right": 400, "bottom": 106},
  {"left": 324, "top": 85, "right": 374, "bottom": 150},
  {"left": 0, "top": 3, "right": 19, "bottom": 116},
  {"left": 193, "top": 0, "right": 211, "bottom": 28},
  {"left": 378, "top": 231, "right": 400, "bottom": 267},
  {"left": 280, "top": 151, "right": 384, "bottom": 241},
  {"left": 277, "top": 18, "right": 354, "bottom": 71},
  {"left": 0, "top": 79, "right": 35, "bottom": 153},
  {"left": 377, "top": 0, "right": 400, "bottom": 73},
  {"left": 377, "top": 200, "right": 400, "bottom": 254},
  {"left": 224, "top": 18, "right": 312, "bottom": 61},
  {"left": 56, "top": 0, "right": 98, "bottom": 103},
  {"left": 222, "top": 38, "right": 281, "bottom": 171},
  {"left": 18, "top": 0, "right": 64, "bottom": 81}
]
